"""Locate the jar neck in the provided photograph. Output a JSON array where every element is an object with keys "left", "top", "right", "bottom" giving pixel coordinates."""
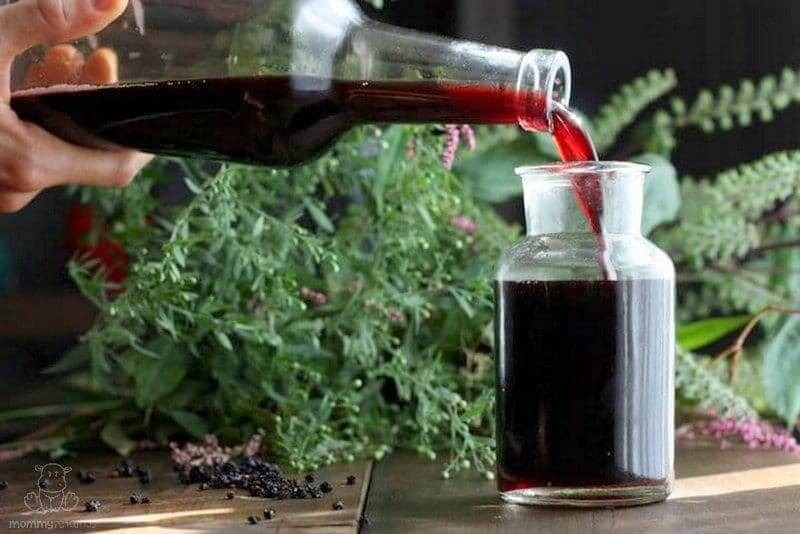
[
  {"left": 523, "top": 174, "right": 645, "bottom": 237},
  {"left": 346, "top": 19, "right": 571, "bottom": 131}
]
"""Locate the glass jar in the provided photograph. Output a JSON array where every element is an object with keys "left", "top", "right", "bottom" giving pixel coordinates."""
[
  {"left": 494, "top": 162, "right": 675, "bottom": 507},
  {"left": 7, "top": 0, "right": 570, "bottom": 166}
]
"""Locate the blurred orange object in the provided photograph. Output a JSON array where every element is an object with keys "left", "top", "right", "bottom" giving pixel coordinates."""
[{"left": 23, "top": 46, "right": 118, "bottom": 88}]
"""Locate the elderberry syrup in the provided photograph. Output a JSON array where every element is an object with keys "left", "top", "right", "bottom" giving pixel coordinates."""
[
  {"left": 11, "top": 76, "right": 571, "bottom": 167},
  {"left": 495, "top": 162, "right": 675, "bottom": 507}
]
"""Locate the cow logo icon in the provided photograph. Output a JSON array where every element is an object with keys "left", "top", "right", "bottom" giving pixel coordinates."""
[{"left": 23, "top": 463, "right": 79, "bottom": 514}]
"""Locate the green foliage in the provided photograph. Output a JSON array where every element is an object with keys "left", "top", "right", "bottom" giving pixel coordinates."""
[
  {"left": 670, "top": 68, "right": 800, "bottom": 134},
  {"left": 35, "top": 126, "right": 517, "bottom": 472},
  {"left": 763, "top": 317, "right": 800, "bottom": 427},
  {"left": 676, "top": 347, "right": 757, "bottom": 420},
  {"left": 455, "top": 133, "right": 548, "bottom": 202},
  {"left": 636, "top": 69, "right": 800, "bottom": 156},
  {"left": 592, "top": 69, "right": 678, "bottom": 154},
  {"left": 677, "top": 315, "right": 751, "bottom": 351},
  {"left": 636, "top": 153, "right": 682, "bottom": 235},
  {"left": 661, "top": 151, "right": 800, "bottom": 267}
]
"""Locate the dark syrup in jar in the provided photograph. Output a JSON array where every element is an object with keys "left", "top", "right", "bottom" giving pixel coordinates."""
[{"left": 495, "top": 279, "right": 673, "bottom": 495}]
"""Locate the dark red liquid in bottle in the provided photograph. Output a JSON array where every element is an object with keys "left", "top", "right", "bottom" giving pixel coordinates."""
[
  {"left": 495, "top": 280, "right": 673, "bottom": 497},
  {"left": 10, "top": 76, "right": 550, "bottom": 166}
]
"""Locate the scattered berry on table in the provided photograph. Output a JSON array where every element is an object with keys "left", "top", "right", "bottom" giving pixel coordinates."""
[
  {"left": 0, "top": 480, "right": 7, "bottom": 490},
  {"left": 226, "top": 491, "right": 235, "bottom": 500},
  {"left": 333, "top": 500, "right": 345, "bottom": 511},
  {"left": 264, "top": 508, "right": 276, "bottom": 520},
  {"left": 84, "top": 500, "right": 102, "bottom": 513},
  {"left": 346, "top": 475, "right": 357, "bottom": 485},
  {"left": 173, "top": 456, "right": 328, "bottom": 500},
  {"left": 78, "top": 470, "right": 96, "bottom": 484}
]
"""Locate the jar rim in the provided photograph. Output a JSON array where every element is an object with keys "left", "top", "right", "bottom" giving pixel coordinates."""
[{"left": 516, "top": 161, "right": 651, "bottom": 179}]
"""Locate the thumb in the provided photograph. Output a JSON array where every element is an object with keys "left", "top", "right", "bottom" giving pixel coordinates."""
[{"left": 0, "top": 0, "right": 128, "bottom": 58}]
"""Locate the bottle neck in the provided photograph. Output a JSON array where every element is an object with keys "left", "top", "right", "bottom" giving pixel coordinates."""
[
  {"left": 521, "top": 167, "right": 647, "bottom": 237},
  {"left": 342, "top": 20, "right": 571, "bottom": 131}
]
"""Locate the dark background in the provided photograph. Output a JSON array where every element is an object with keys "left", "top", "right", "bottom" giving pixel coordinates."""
[{"left": 1, "top": 0, "right": 799, "bottom": 381}]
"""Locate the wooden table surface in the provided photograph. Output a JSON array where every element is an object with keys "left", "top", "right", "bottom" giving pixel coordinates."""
[
  {"left": 0, "top": 452, "right": 372, "bottom": 533},
  {"left": 1, "top": 442, "right": 799, "bottom": 533},
  {"left": 363, "top": 442, "right": 800, "bottom": 534}
]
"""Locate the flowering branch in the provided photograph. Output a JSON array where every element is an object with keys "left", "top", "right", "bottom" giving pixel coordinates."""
[{"left": 678, "top": 415, "right": 800, "bottom": 456}]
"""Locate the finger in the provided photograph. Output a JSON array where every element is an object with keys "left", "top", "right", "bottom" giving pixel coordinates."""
[
  {"left": 0, "top": 188, "right": 38, "bottom": 213},
  {"left": 1, "top": 119, "right": 152, "bottom": 192},
  {"left": 23, "top": 44, "right": 84, "bottom": 87},
  {"left": 43, "top": 44, "right": 85, "bottom": 83},
  {"left": 0, "top": 0, "right": 129, "bottom": 57},
  {"left": 78, "top": 47, "right": 117, "bottom": 85}
]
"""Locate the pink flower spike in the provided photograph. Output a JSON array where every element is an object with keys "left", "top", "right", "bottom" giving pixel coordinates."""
[
  {"left": 679, "top": 415, "right": 800, "bottom": 457},
  {"left": 460, "top": 125, "right": 477, "bottom": 150},
  {"left": 451, "top": 216, "right": 478, "bottom": 235},
  {"left": 441, "top": 124, "right": 461, "bottom": 170}
]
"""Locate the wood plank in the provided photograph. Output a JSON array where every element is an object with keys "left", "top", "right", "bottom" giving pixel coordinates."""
[
  {"left": 364, "top": 442, "right": 800, "bottom": 534},
  {"left": 0, "top": 452, "right": 371, "bottom": 533}
]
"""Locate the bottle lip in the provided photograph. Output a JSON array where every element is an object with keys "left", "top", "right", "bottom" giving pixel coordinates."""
[
  {"left": 518, "top": 49, "right": 572, "bottom": 127},
  {"left": 516, "top": 161, "right": 651, "bottom": 180}
]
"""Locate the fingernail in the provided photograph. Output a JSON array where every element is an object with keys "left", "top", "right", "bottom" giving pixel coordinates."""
[{"left": 93, "top": 0, "right": 116, "bottom": 10}]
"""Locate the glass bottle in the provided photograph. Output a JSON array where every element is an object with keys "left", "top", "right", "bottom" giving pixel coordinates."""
[
  {"left": 495, "top": 162, "right": 675, "bottom": 507},
  {"left": 8, "top": 0, "right": 570, "bottom": 166}
]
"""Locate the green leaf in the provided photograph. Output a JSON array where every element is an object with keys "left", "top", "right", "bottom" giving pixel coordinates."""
[
  {"left": 677, "top": 315, "right": 751, "bottom": 350},
  {"left": 0, "top": 401, "right": 123, "bottom": 422},
  {"left": 43, "top": 345, "right": 91, "bottom": 375},
  {"left": 456, "top": 136, "right": 549, "bottom": 203},
  {"left": 449, "top": 288, "right": 475, "bottom": 319},
  {"left": 100, "top": 422, "right": 136, "bottom": 456},
  {"left": 303, "top": 199, "right": 334, "bottom": 233},
  {"left": 416, "top": 204, "right": 435, "bottom": 231},
  {"left": 764, "top": 316, "right": 800, "bottom": 426},
  {"left": 215, "top": 331, "right": 234, "bottom": 352},
  {"left": 769, "top": 235, "right": 800, "bottom": 299},
  {"left": 374, "top": 126, "right": 407, "bottom": 212},
  {"left": 253, "top": 215, "right": 266, "bottom": 238},
  {"left": 634, "top": 153, "right": 681, "bottom": 235},
  {"left": 184, "top": 177, "right": 204, "bottom": 195},
  {"left": 132, "top": 337, "right": 190, "bottom": 409},
  {"left": 165, "top": 409, "right": 209, "bottom": 439}
]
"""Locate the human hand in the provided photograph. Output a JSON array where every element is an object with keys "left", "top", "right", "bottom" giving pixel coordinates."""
[{"left": 0, "top": 0, "right": 152, "bottom": 213}]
